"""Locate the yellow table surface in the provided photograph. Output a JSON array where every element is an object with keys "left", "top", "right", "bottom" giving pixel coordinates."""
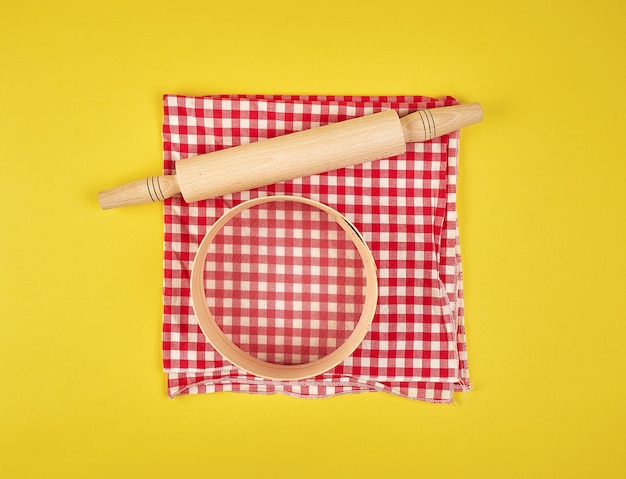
[{"left": 2, "top": 1, "right": 625, "bottom": 477}]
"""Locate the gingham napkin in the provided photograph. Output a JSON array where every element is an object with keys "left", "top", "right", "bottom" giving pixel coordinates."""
[{"left": 162, "top": 94, "right": 470, "bottom": 403}]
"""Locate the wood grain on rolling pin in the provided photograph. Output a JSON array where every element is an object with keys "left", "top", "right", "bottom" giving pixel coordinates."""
[{"left": 176, "top": 109, "right": 405, "bottom": 202}]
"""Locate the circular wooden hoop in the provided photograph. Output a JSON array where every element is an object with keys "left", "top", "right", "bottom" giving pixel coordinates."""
[{"left": 190, "top": 195, "right": 379, "bottom": 381}]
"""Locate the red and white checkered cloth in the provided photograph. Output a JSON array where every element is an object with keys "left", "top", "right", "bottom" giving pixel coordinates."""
[{"left": 162, "top": 94, "right": 470, "bottom": 403}]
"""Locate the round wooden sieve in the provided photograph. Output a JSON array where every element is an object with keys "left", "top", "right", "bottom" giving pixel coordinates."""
[{"left": 190, "top": 195, "right": 378, "bottom": 381}]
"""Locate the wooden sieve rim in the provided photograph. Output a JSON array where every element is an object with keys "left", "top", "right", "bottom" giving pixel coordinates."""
[{"left": 190, "top": 195, "right": 379, "bottom": 381}]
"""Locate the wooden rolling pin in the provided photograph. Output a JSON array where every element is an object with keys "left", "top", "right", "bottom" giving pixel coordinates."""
[{"left": 98, "top": 102, "right": 482, "bottom": 209}]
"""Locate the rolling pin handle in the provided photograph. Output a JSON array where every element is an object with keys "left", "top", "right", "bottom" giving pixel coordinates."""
[
  {"left": 98, "top": 174, "right": 181, "bottom": 209},
  {"left": 400, "top": 102, "right": 483, "bottom": 142}
]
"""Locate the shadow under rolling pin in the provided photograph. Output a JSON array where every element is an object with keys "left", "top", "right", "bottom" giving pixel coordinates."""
[{"left": 98, "top": 102, "right": 483, "bottom": 210}]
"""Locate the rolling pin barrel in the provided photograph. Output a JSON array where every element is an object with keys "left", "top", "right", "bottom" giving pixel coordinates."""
[
  {"left": 98, "top": 103, "right": 482, "bottom": 209},
  {"left": 176, "top": 109, "right": 406, "bottom": 203}
]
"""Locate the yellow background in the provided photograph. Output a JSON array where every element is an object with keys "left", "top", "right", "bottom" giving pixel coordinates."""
[{"left": 2, "top": 0, "right": 625, "bottom": 477}]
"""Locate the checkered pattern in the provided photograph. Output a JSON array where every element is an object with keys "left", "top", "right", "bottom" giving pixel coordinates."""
[
  {"left": 162, "top": 94, "right": 470, "bottom": 403},
  {"left": 203, "top": 200, "right": 366, "bottom": 365}
]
